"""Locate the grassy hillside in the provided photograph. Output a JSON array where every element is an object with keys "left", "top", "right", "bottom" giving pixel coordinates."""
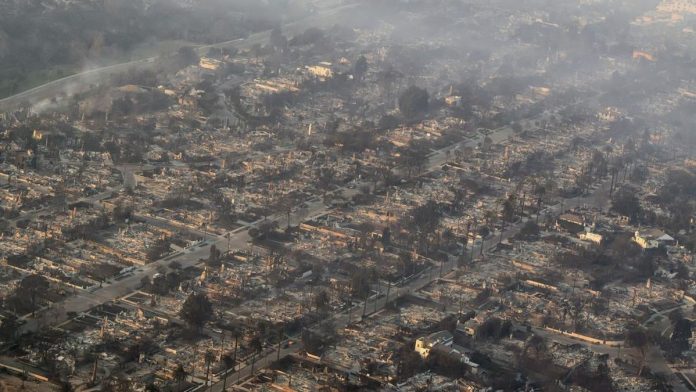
[{"left": 0, "top": 0, "right": 298, "bottom": 98}]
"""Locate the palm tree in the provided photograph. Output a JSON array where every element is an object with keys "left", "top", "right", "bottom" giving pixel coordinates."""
[
  {"left": 204, "top": 350, "right": 215, "bottom": 387},
  {"left": 277, "top": 192, "right": 297, "bottom": 229},
  {"left": 231, "top": 326, "right": 241, "bottom": 372},
  {"left": 221, "top": 354, "right": 234, "bottom": 391},
  {"left": 275, "top": 327, "right": 286, "bottom": 362},
  {"left": 173, "top": 364, "right": 188, "bottom": 391},
  {"left": 250, "top": 335, "right": 263, "bottom": 354}
]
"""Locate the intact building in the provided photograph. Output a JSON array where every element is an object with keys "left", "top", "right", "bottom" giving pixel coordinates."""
[{"left": 414, "top": 330, "right": 454, "bottom": 358}]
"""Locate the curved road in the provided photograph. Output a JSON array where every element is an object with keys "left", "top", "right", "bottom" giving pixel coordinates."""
[{"left": 0, "top": 1, "right": 357, "bottom": 112}]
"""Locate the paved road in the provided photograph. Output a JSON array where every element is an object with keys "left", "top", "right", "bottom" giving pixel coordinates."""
[
  {"left": 18, "top": 120, "right": 622, "bottom": 391},
  {"left": 0, "top": 2, "right": 357, "bottom": 113},
  {"left": 9, "top": 0, "right": 360, "bottom": 332},
  {"left": 18, "top": 87, "right": 604, "bottom": 336},
  {"left": 19, "top": 199, "right": 330, "bottom": 334},
  {"left": 19, "top": 102, "right": 595, "bottom": 333},
  {"left": 204, "top": 173, "right": 617, "bottom": 390},
  {"left": 207, "top": 259, "right": 463, "bottom": 391}
]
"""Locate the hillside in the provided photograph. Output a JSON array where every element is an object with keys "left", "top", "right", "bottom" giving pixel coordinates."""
[{"left": 0, "top": 0, "right": 302, "bottom": 98}]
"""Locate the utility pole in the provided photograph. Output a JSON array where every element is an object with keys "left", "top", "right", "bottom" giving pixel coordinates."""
[
  {"left": 470, "top": 220, "right": 478, "bottom": 261},
  {"left": 276, "top": 330, "right": 282, "bottom": 362},
  {"left": 385, "top": 281, "right": 391, "bottom": 305},
  {"left": 461, "top": 230, "right": 467, "bottom": 258},
  {"left": 362, "top": 292, "right": 368, "bottom": 319},
  {"left": 499, "top": 220, "right": 506, "bottom": 244},
  {"left": 219, "top": 331, "right": 226, "bottom": 362},
  {"left": 91, "top": 352, "right": 99, "bottom": 385},
  {"left": 191, "top": 345, "right": 198, "bottom": 383}
]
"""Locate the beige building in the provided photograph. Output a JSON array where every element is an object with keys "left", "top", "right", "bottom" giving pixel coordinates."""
[
  {"left": 199, "top": 57, "right": 223, "bottom": 71},
  {"left": 634, "top": 229, "right": 674, "bottom": 249},
  {"left": 579, "top": 231, "right": 603, "bottom": 245},
  {"left": 306, "top": 63, "right": 334, "bottom": 79},
  {"left": 414, "top": 330, "right": 453, "bottom": 358}
]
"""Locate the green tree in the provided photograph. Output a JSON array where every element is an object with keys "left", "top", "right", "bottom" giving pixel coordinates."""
[
  {"left": 404, "top": 200, "right": 442, "bottom": 235},
  {"left": 501, "top": 194, "right": 517, "bottom": 222},
  {"left": 624, "top": 326, "right": 650, "bottom": 376},
  {"left": 397, "top": 342, "right": 424, "bottom": 381},
  {"left": 221, "top": 354, "right": 234, "bottom": 391},
  {"left": 112, "top": 201, "right": 133, "bottom": 223},
  {"left": 249, "top": 335, "right": 263, "bottom": 356},
  {"left": 173, "top": 364, "right": 188, "bottom": 390},
  {"left": 398, "top": 86, "right": 429, "bottom": 119},
  {"left": 399, "top": 139, "right": 430, "bottom": 178},
  {"left": 476, "top": 317, "right": 512, "bottom": 340},
  {"left": 301, "top": 328, "right": 334, "bottom": 356},
  {"left": 19, "top": 274, "right": 49, "bottom": 317},
  {"left": 612, "top": 186, "right": 641, "bottom": 222},
  {"left": 518, "top": 221, "right": 540, "bottom": 240},
  {"left": 399, "top": 252, "right": 416, "bottom": 276},
  {"left": 523, "top": 334, "right": 547, "bottom": 361},
  {"left": 0, "top": 314, "right": 18, "bottom": 342},
  {"left": 671, "top": 318, "right": 692, "bottom": 356},
  {"left": 354, "top": 55, "right": 368, "bottom": 81},
  {"left": 350, "top": 269, "right": 375, "bottom": 299},
  {"left": 177, "top": 46, "right": 199, "bottom": 67},
  {"left": 315, "top": 166, "right": 336, "bottom": 196},
  {"left": 207, "top": 245, "right": 221, "bottom": 268},
  {"left": 314, "top": 289, "right": 330, "bottom": 313},
  {"left": 146, "top": 237, "right": 172, "bottom": 262},
  {"left": 179, "top": 292, "right": 213, "bottom": 333}
]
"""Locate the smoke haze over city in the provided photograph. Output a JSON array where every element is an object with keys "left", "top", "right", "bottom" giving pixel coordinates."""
[{"left": 0, "top": 0, "right": 695, "bottom": 390}]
